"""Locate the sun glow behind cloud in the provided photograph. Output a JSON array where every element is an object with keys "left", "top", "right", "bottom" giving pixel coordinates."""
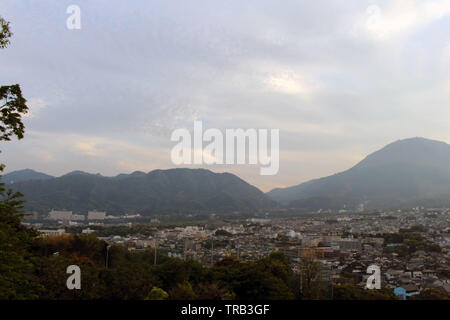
[
  {"left": 264, "top": 70, "right": 314, "bottom": 95},
  {"left": 362, "top": 0, "right": 450, "bottom": 40}
]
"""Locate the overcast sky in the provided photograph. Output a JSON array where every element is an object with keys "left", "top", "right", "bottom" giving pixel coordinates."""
[{"left": 1, "top": 0, "right": 450, "bottom": 191}]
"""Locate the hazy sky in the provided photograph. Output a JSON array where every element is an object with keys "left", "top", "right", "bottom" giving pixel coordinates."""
[{"left": 1, "top": 0, "right": 450, "bottom": 191}]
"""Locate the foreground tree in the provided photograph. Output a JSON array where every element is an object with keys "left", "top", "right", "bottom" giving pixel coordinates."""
[
  {"left": 0, "top": 183, "right": 42, "bottom": 299},
  {"left": 0, "top": 17, "right": 12, "bottom": 49},
  {"left": 0, "top": 17, "right": 28, "bottom": 142},
  {"left": 0, "top": 84, "right": 28, "bottom": 141},
  {"left": 169, "top": 281, "right": 197, "bottom": 300},
  {"left": 333, "top": 284, "right": 397, "bottom": 300},
  {"left": 0, "top": 16, "right": 36, "bottom": 299},
  {"left": 298, "top": 256, "right": 327, "bottom": 299}
]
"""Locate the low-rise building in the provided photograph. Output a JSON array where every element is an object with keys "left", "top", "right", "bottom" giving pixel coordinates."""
[{"left": 88, "top": 211, "right": 106, "bottom": 220}]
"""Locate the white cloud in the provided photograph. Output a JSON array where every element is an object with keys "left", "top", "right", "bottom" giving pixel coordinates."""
[
  {"left": 33, "top": 149, "right": 55, "bottom": 163},
  {"left": 443, "top": 43, "right": 450, "bottom": 63},
  {"left": 74, "top": 140, "right": 103, "bottom": 157},
  {"left": 444, "top": 80, "right": 450, "bottom": 94},
  {"left": 361, "top": 0, "right": 450, "bottom": 40},
  {"left": 264, "top": 71, "right": 313, "bottom": 95}
]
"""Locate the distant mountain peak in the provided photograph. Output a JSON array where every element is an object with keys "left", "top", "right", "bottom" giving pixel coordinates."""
[
  {"left": 114, "top": 171, "right": 146, "bottom": 179},
  {"left": 353, "top": 137, "right": 450, "bottom": 171},
  {"left": 61, "top": 170, "right": 93, "bottom": 177},
  {"left": 268, "top": 137, "right": 450, "bottom": 210},
  {"left": 1, "top": 169, "right": 54, "bottom": 184},
  {"left": 131, "top": 170, "right": 146, "bottom": 175}
]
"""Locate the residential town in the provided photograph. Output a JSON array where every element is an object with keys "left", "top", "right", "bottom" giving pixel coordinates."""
[{"left": 26, "top": 207, "right": 450, "bottom": 299}]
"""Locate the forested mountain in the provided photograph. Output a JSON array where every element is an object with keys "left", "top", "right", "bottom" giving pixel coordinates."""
[
  {"left": 7, "top": 168, "right": 274, "bottom": 215},
  {"left": 268, "top": 138, "right": 450, "bottom": 210}
]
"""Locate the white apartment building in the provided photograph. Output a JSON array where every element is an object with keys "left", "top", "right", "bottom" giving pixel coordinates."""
[
  {"left": 38, "top": 229, "right": 66, "bottom": 237},
  {"left": 48, "top": 210, "right": 72, "bottom": 220},
  {"left": 88, "top": 211, "right": 106, "bottom": 220}
]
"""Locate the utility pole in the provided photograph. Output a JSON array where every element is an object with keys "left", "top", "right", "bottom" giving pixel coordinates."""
[
  {"left": 237, "top": 242, "right": 240, "bottom": 260},
  {"left": 210, "top": 236, "right": 214, "bottom": 265},
  {"left": 299, "top": 270, "right": 302, "bottom": 295},
  {"left": 298, "top": 247, "right": 302, "bottom": 296},
  {"left": 331, "top": 281, "right": 334, "bottom": 300},
  {"left": 106, "top": 244, "right": 111, "bottom": 268}
]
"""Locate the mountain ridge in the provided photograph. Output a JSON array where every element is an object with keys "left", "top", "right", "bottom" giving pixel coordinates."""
[
  {"left": 6, "top": 137, "right": 450, "bottom": 214},
  {"left": 267, "top": 137, "right": 450, "bottom": 209},
  {"left": 1, "top": 169, "right": 54, "bottom": 184},
  {"left": 7, "top": 168, "right": 275, "bottom": 216}
]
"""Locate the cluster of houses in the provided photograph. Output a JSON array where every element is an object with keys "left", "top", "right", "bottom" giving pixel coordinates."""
[{"left": 31, "top": 207, "right": 449, "bottom": 299}]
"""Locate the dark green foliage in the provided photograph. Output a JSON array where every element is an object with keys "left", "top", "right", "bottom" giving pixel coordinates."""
[
  {"left": 35, "top": 254, "right": 103, "bottom": 300},
  {"left": 0, "top": 16, "right": 39, "bottom": 299},
  {"left": 195, "top": 282, "right": 226, "bottom": 300},
  {"left": 214, "top": 229, "right": 232, "bottom": 237},
  {"left": 380, "top": 215, "right": 397, "bottom": 220},
  {"left": 399, "top": 225, "right": 427, "bottom": 233},
  {"left": 297, "top": 256, "right": 329, "bottom": 300},
  {"left": 0, "top": 184, "right": 43, "bottom": 299},
  {"left": 168, "top": 281, "right": 197, "bottom": 300},
  {"left": 382, "top": 232, "right": 441, "bottom": 257},
  {"left": 208, "top": 253, "right": 295, "bottom": 300},
  {"left": 0, "top": 17, "right": 12, "bottom": 49},
  {"left": 0, "top": 85, "right": 28, "bottom": 141},
  {"left": 8, "top": 234, "right": 296, "bottom": 300},
  {"left": 333, "top": 284, "right": 397, "bottom": 300}
]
